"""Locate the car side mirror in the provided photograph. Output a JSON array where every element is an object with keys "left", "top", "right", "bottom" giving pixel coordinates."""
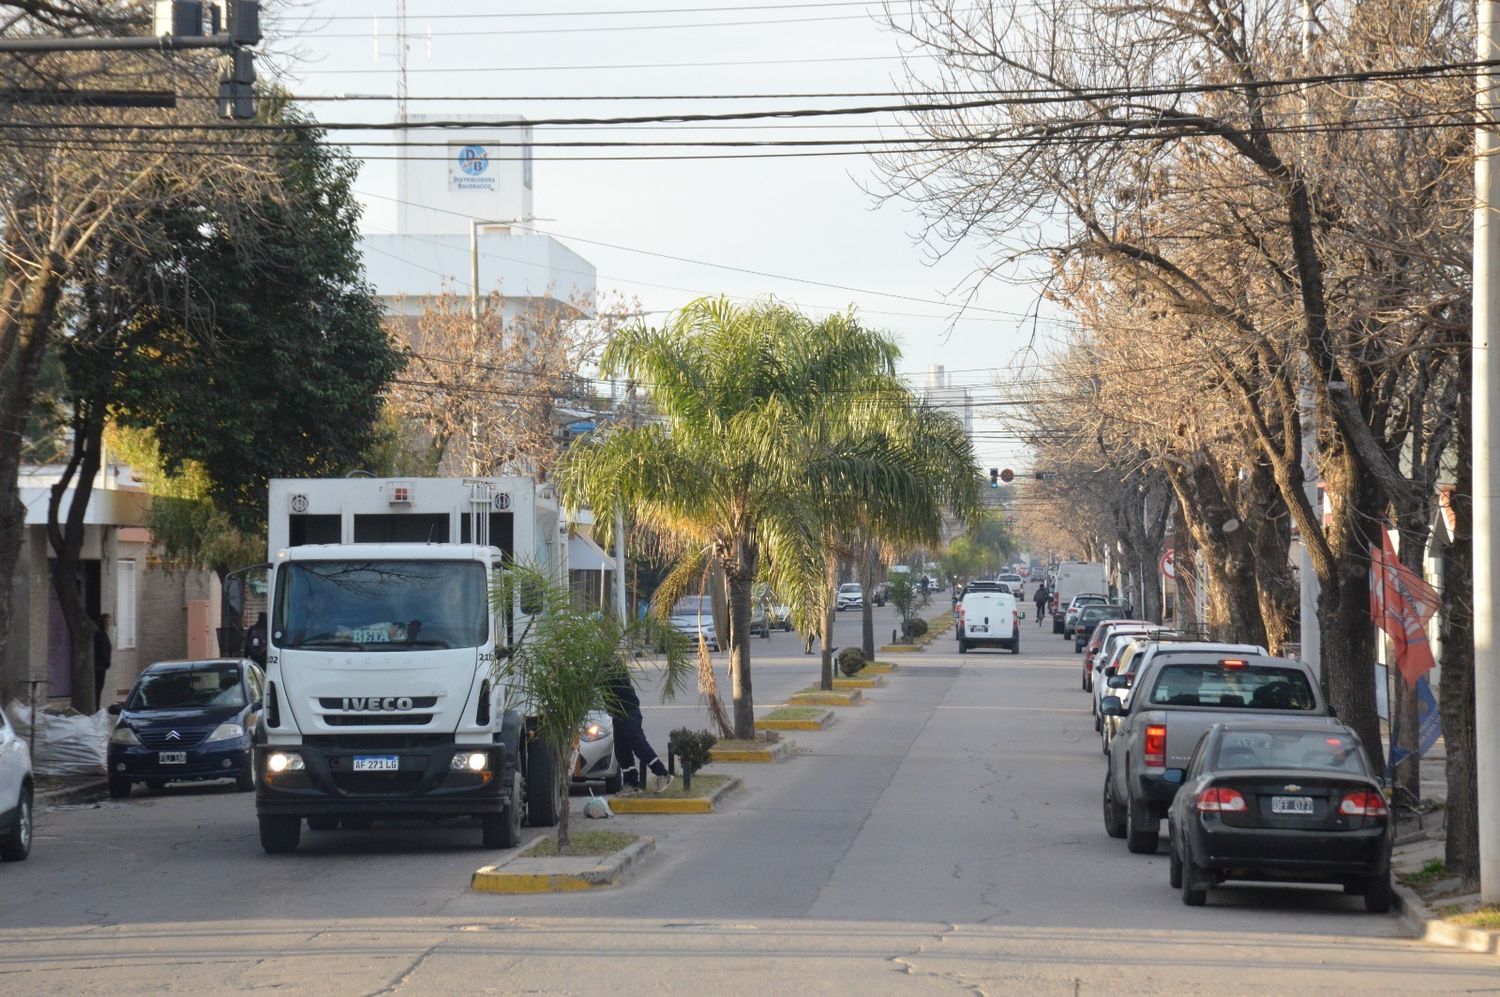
[
  {"left": 1107, "top": 675, "right": 1129, "bottom": 689},
  {"left": 1100, "top": 696, "right": 1125, "bottom": 717},
  {"left": 1103, "top": 665, "right": 1117, "bottom": 677},
  {"left": 1163, "top": 768, "right": 1185, "bottom": 785},
  {"left": 106, "top": 703, "right": 122, "bottom": 716}
]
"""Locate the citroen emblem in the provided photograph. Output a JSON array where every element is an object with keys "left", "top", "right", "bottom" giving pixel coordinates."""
[
  {"left": 166, "top": 730, "right": 181, "bottom": 741},
  {"left": 1284, "top": 784, "right": 1301, "bottom": 792}
]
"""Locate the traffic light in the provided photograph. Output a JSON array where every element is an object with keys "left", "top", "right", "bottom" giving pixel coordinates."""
[{"left": 989, "top": 468, "right": 999, "bottom": 488}]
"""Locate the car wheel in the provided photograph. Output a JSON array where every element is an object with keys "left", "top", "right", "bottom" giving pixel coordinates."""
[
  {"left": 306, "top": 815, "right": 340, "bottom": 831},
  {"left": 1169, "top": 839, "right": 1183, "bottom": 889},
  {"left": 1083, "top": 671, "right": 1091, "bottom": 692},
  {"left": 1126, "top": 793, "right": 1160, "bottom": 854},
  {"left": 1363, "top": 873, "right": 1393, "bottom": 913},
  {"left": 482, "top": 771, "right": 523, "bottom": 849},
  {"left": 957, "top": 639, "right": 968, "bottom": 654},
  {"left": 1103, "top": 770, "right": 1127, "bottom": 839},
  {"left": 235, "top": 769, "right": 255, "bottom": 792},
  {"left": 524, "top": 741, "right": 562, "bottom": 827},
  {"left": 1101, "top": 726, "right": 1111, "bottom": 754},
  {"left": 258, "top": 814, "right": 301, "bottom": 854},
  {"left": 107, "top": 776, "right": 131, "bottom": 799},
  {"left": 1012, "top": 629, "right": 1021, "bottom": 655},
  {"left": 1093, "top": 709, "right": 1103, "bottom": 733},
  {"left": 0, "top": 787, "right": 31, "bottom": 861},
  {"left": 1180, "top": 841, "right": 1208, "bottom": 906}
]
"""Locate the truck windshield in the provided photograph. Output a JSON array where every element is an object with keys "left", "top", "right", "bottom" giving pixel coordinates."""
[
  {"left": 274, "top": 560, "right": 488, "bottom": 651},
  {"left": 1148, "top": 664, "right": 1316, "bottom": 710}
]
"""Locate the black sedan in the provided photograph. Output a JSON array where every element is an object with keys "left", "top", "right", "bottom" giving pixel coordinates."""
[
  {"left": 1167, "top": 718, "right": 1392, "bottom": 912},
  {"left": 107, "top": 659, "right": 264, "bottom": 798}
]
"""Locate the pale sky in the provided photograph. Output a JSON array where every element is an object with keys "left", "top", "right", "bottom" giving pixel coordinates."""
[{"left": 269, "top": 1, "right": 1073, "bottom": 470}]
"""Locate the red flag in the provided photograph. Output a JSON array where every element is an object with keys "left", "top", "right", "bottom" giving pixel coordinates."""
[{"left": 1369, "top": 532, "right": 1439, "bottom": 687}]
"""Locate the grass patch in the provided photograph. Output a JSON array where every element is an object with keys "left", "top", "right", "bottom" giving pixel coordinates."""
[
  {"left": 1446, "top": 905, "right": 1500, "bottom": 931},
  {"left": 525, "top": 830, "right": 637, "bottom": 857},
  {"left": 762, "top": 706, "right": 824, "bottom": 722},
  {"left": 1400, "top": 859, "right": 1450, "bottom": 886},
  {"left": 652, "top": 773, "right": 732, "bottom": 799}
]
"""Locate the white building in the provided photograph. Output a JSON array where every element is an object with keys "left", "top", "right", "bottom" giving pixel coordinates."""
[{"left": 921, "top": 365, "right": 974, "bottom": 438}]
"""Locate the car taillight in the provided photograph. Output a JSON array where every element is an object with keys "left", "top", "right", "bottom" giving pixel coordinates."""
[
  {"left": 1144, "top": 724, "right": 1166, "bottom": 767},
  {"left": 1194, "top": 786, "right": 1247, "bottom": 813},
  {"left": 1339, "top": 791, "right": 1389, "bottom": 818},
  {"left": 1012, "top": 609, "right": 1018, "bottom": 623}
]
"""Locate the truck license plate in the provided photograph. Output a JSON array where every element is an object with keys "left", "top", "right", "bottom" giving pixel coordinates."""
[
  {"left": 353, "top": 755, "right": 399, "bottom": 772},
  {"left": 158, "top": 751, "right": 186, "bottom": 765},
  {"left": 1271, "top": 796, "right": 1314, "bottom": 815}
]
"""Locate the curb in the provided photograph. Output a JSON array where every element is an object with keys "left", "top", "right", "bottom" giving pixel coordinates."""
[
  {"left": 879, "top": 644, "right": 922, "bottom": 654},
  {"left": 36, "top": 780, "right": 109, "bottom": 807},
  {"left": 610, "top": 775, "right": 742, "bottom": 814},
  {"left": 471, "top": 835, "right": 656, "bottom": 893},
  {"left": 789, "top": 689, "right": 863, "bottom": 706},
  {"left": 710, "top": 739, "right": 792, "bottom": 763},
  {"left": 1395, "top": 882, "right": 1500, "bottom": 959},
  {"left": 861, "top": 663, "right": 898, "bottom": 675},
  {"left": 832, "top": 676, "right": 885, "bottom": 690},
  {"left": 757, "top": 709, "right": 833, "bottom": 732}
]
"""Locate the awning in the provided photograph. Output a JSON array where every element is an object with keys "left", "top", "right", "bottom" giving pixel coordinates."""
[{"left": 569, "top": 532, "right": 616, "bottom": 572}]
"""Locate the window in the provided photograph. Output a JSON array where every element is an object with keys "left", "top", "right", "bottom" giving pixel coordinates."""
[
  {"left": 1148, "top": 664, "right": 1316, "bottom": 710},
  {"left": 127, "top": 665, "right": 246, "bottom": 711},
  {"left": 116, "top": 559, "right": 138, "bottom": 650},
  {"left": 1214, "top": 730, "right": 1367, "bottom": 774},
  {"left": 274, "top": 560, "right": 489, "bottom": 652}
]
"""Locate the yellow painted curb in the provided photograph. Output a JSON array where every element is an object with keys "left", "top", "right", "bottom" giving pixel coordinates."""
[
  {"left": 757, "top": 713, "right": 832, "bottom": 731},
  {"left": 710, "top": 738, "right": 791, "bottom": 763},
  {"left": 879, "top": 644, "right": 922, "bottom": 653},
  {"left": 789, "top": 689, "right": 863, "bottom": 706},
  {"left": 610, "top": 795, "right": 715, "bottom": 814},
  {"left": 862, "top": 663, "right": 898, "bottom": 674},
  {"left": 470, "top": 869, "right": 602, "bottom": 893},
  {"left": 832, "top": 676, "right": 885, "bottom": 689}
]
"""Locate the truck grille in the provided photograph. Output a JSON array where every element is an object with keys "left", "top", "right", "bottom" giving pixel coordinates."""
[
  {"left": 323, "top": 714, "right": 433, "bottom": 726},
  {"left": 304, "top": 733, "right": 451, "bottom": 750},
  {"left": 332, "top": 771, "right": 426, "bottom": 796}
]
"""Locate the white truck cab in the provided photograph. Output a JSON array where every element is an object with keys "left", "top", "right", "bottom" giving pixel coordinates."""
[{"left": 254, "top": 477, "right": 568, "bottom": 854}]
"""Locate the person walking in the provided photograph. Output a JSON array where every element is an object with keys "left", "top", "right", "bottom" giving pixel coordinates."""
[
  {"left": 244, "top": 612, "right": 268, "bottom": 667},
  {"left": 93, "top": 613, "right": 112, "bottom": 709},
  {"left": 605, "top": 661, "right": 672, "bottom": 794},
  {"left": 1033, "top": 583, "right": 1049, "bottom": 628}
]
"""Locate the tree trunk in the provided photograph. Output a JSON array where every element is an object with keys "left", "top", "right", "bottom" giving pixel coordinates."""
[
  {"left": 1440, "top": 382, "right": 1477, "bottom": 886},
  {"left": 47, "top": 391, "right": 106, "bottom": 713},
  {"left": 555, "top": 763, "right": 572, "bottom": 849},
  {"left": 725, "top": 555, "right": 756, "bottom": 740},
  {"left": 859, "top": 538, "right": 877, "bottom": 659},
  {"left": 1173, "top": 503, "right": 1198, "bottom": 629},
  {"left": 1244, "top": 459, "right": 1297, "bottom": 655},
  {"left": 1164, "top": 459, "right": 1266, "bottom": 645},
  {"left": 820, "top": 556, "right": 838, "bottom": 691}
]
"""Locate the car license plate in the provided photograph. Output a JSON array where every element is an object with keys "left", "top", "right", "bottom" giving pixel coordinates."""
[
  {"left": 1272, "top": 795, "right": 1314, "bottom": 815},
  {"left": 970, "top": 625, "right": 988, "bottom": 633},
  {"left": 353, "top": 755, "right": 399, "bottom": 772},
  {"left": 158, "top": 751, "right": 186, "bottom": 765}
]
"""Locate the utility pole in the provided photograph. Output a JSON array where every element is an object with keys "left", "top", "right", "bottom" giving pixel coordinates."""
[
  {"left": 1473, "top": 0, "right": 1500, "bottom": 904},
  {"left": 1298, "top": 0, "right": 1322, "bottom": 680}
]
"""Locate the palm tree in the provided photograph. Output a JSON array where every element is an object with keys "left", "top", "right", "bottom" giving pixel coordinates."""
[{"left": 557, "top": 298, "right": 904, "bottom": 738}]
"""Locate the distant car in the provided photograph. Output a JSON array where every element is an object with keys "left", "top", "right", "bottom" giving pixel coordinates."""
[
  {"left": 957, "top": 585, "right": 1020, "bottom": 654},
  {"left": 572, "top": 711, "right": 623, "bottom": 794},
  {"left": 668, "top": 595, "right": 719, "bottom": 650},
  {"left": 768, "top": 603, "right": 794, "bottom": 631},
  {"left": 0, "top": 702, "right": 33, "bottom": 862},
  {"left": 836, "top": 583, "right": 864, "bottom": 611},
  {"left": 1168, "top": 719, "right": 1392, "bottom": 911},
  {"left": 1062, "top": 593, "right": 1110, "bottom": 636},
  {"left": 107, "top": 658, "right": 263, "bottom": 798},
  {"left": 997, "top": 573, "right": 1024, "bottom": 592}
]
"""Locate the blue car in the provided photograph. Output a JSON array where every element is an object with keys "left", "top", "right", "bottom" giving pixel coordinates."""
[{"left": 107, "top": 659, "right": 264, "bottom": 799}]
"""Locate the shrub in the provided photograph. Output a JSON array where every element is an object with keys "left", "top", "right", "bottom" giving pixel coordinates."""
[
  {"left": 837, "top": 646, "right": 867, "bottom": 677},
  {"left": 902, "top": 617, "right": 929, "bottom": 640},
  {"left": 668, "top": 727, "right": 718, "bottom": 790}
]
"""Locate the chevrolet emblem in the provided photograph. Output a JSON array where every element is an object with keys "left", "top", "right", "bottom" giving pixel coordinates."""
[
  {"left": 166, "top": 730, "right": 181, "bottom": 741},
  {"left": 1284, "top": 784, "right": 1301, "bottom": 792}
]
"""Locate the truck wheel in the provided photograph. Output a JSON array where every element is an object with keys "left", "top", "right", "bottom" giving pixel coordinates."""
[
  {"left": 524, "top": 741, "right": 562, "bottom": 827},
  {"left": 258, "top": 814, "right": 301, "bottom": 854},
  {"left": 1102, "top": 771, "right": 1127, "bottom": 839},
  {"left": 482, "top": 771, "right": 523, "bottom": 848},
  {"left": 1126, "top": 793, "right": 1160, "bottom": 854},
  {"left": 1053, "top": 619, "right": 1063, "bottom": 634},
  {"left": 306, "top": 815, "right": 340, "bottom": 831},
  {"left": 107, "top": 777, "right": 131, "bottom": 799}
]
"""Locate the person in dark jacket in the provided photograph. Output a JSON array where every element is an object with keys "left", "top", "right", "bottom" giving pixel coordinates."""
[
  {"left": 244, "top": 612, "right": 268, "bottom": 666},
  {"left": 605, "top": 662, "right": 672, "bottom": 793},
  {"left": 93, "top": 613, "right": 113, "bottom": 708},
  {"left": 1033, "top": 584, "right": 1049, "bottom": 627}
]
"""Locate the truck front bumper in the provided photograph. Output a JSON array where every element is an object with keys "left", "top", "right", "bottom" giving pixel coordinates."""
[{"left": 254, "top": 741, "right": 508, "bottom": 817}]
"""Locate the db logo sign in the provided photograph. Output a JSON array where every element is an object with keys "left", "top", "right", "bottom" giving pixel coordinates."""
[{"left": 457, "top": 145, "right": 489, "bottom": 176}]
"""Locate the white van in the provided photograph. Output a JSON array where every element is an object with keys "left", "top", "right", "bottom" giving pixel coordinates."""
[
  {"left": 1051, "top": 561, "right": 1108, "bottom": 633},
  {"left": 957, "top": 584, "right": 1020, "bottom": 655}
]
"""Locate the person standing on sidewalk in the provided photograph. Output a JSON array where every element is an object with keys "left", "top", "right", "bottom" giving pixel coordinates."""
[
  {"left": 93, "top": 613, "right": 113, "bottom": 709},
  {"left": 605, "top": 661, "right": 672, "bottom": 794}
]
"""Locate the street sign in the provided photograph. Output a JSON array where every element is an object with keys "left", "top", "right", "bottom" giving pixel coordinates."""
[
  {"left": 1160, "top": 550, "right": 1176, "bottom": 580},
  {"left": 1000, "top": 468, "right": 1015, "bottom": 483}
]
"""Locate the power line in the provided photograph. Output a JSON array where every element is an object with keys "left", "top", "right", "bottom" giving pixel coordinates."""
[{"left": 310, "top": 1, "right": 919, "bottom": 20}]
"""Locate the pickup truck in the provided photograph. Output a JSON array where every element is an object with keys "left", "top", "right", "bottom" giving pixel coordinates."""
[{"left": 1100, "top": 652, "right": 1333, "bottom": 854}]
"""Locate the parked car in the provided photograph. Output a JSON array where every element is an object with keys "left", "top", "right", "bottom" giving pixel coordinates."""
[
  {"left": 668, "top": 595, "right": 719, "bottom": 650},
  {"left": 1083, "top": 622, "right": 1151, "bottom": 691},
  {"left": 1097, "top": 640, "right": 1267, "bottom": 741},
  {"left": 836, "top": 583, "right": 864, "bottom": 611},
  {"left": 0, "top": 702, "right": 33, "bottom": 862},
  {"left": 870, "top": 582, "right": 888, "bottom": 607},
  {"left": 1101, "top": 651, "right": 1331, "bottom": 854},
  {"left": 107, "top": 658, "right": 264, "bottom": 798},
  {"left": 997, "top": 573, "right": 1024, "bottom": 592},
  {"left": 1168, "top": 719, "right": 1392, "bottom": 911},
  {"left": 572, "top": 711, "right": 623, "bottom": 793},
  {"left": 1072, "top": 605, "right": 1122, "bottom": 652},
  {"left": 957, "top": 584, "right": 1020, "bottom": 654},
  {"left": 1061, "top": 593, "right": 1109, "bottom": 637},
  {"left": 768, "top": 602, "right": 794, "bottom": 631}
]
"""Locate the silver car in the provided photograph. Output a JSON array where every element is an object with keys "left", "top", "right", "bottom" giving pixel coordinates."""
[{"left": 0, "top": 703, "right": 33, "bottom": 862}]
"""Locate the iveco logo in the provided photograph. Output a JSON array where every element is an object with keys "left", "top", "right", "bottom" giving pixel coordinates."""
[
  {"left": 165, "top": 730, "right": 181, "bottom": 741},
  {"left": 341, "top": 697, "right": 415, "bottom": 712}
]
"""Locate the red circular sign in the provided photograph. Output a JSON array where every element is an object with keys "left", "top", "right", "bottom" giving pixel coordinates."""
[{"left": 1000, "top": 468, "right": 1015, "bottom": 483}]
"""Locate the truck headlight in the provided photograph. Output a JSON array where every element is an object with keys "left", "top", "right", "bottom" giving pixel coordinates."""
[
  {"left": 266, "top": 752, "right": 305, "bottom": 773},
  {"left": 450, "top": 751, "right": 489, "bottom": 772},
  {"left": 110, "top": 725, "right": 141, "bottom": 746},
  {"left": 205, "top": 722, "right": 245, "bottom": 743}
]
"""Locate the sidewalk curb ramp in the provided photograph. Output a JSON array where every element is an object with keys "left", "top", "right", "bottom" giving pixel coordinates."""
[
  {"left": 1395, "top": 882, "right": 1500, "bottom": 960},
  {"left": 609, "top": 775, "right": 743, "bottom": 815},
  {"left": 789, "top": 689, "right": 863, "bottom": 707},
  {"left": 471, "top": 835, "right": 656, "bottom": 894},
  {"left": 757, "top": 710, "right": 833, "bottom": 732},
  {"left": 710, "top": 739, "right": 792, "bottom": 764}
]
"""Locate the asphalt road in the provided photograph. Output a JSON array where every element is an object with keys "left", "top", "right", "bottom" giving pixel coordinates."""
[{"left": 1, "top": 601, "right": 1494, "bottom": 994}]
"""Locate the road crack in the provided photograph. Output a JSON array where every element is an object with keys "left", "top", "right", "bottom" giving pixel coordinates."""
[{"left": 365, "top": 942, "right": 441, "bottom": 996}]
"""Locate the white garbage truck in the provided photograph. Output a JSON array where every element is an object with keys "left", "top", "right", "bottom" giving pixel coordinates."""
[{"left": 253, "top": 476, "right": 568, "bottom": 854}]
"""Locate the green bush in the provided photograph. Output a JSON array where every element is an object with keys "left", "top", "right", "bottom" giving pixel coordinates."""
[
  {"left": 668, "top": 727, "right": 718, "bottom": 790},
  {"left": 902, "top": 617, "right": 929, "bottom": 640},
  {"left": 837, "top": 646, "right": 867, "bottom": 677}
]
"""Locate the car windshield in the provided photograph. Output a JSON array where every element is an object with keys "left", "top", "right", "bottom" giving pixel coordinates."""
[
  {"left": 274, "top": 560, "right": 488, "bottom": 651},
  {"left": 128, "top": 666, "right": 245, "bottom": 710},
  {"left": 839, "top": 585, "right": 861, "bottom": 593},
  {"left": 1213, "top": 730, "right": 1367, "bottom": 774},
  {"left": 1148, "top": 664, "right": 1317, "bottom": 710},
  {"left": 671, "top": 596, "right": 713, "bottom": 616}
]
